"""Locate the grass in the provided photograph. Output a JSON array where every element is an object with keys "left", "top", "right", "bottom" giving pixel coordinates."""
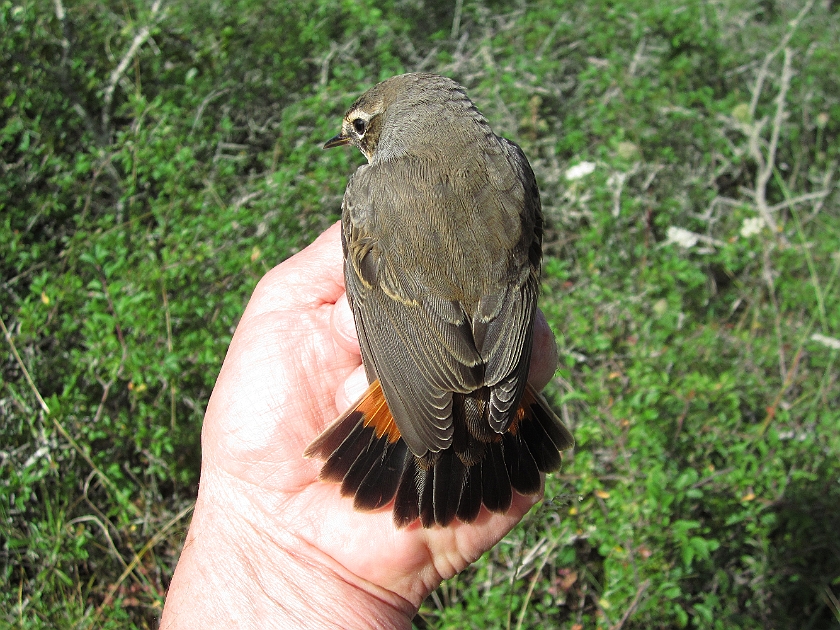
[{"left": 1, "top": 0, "right": 839, "bottom": 628}]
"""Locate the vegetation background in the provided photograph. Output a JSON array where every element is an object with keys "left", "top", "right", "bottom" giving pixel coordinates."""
[{"left": 2, "top": 0, "right": 839, "bottom": 627}]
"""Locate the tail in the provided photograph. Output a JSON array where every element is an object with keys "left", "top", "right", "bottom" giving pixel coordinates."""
[{"left": 304, "top": 380, "right": 574, "bottom": 528}]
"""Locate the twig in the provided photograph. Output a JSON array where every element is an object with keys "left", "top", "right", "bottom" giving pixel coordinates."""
[
  {"left": 761, "top": 345, "right": 805, "bottom": 434},
  {"left": 515, "top": 538, "right": 559, "bottom": 630},
  {"left": 94, "top": 264, "right": 127, "bottom": 350},
  {"left": 91, "top": 264, "right": 129, "bottom": 424},
  {"left": 748, "top": 48, "right": 793, "bottom": 234},
  {"left": 430, "top": 588, "right": 445, "bottom": 612},
  {"left": 53, "top": 0, "right": 103, "bottom": 144},
  {"left": 610, "top": 165, "right": 640, "bottom": 217},
  {"left": 811, "top": 333, "right": 840, "bottom": 351},
  {"left": 761, "top": 251, "right": 838, "bottom": 431},
  {"left": 53, "top": 0, "right": 68, "bottom": 49},
  {"left": 691, "top": 467, "right": 736, "bottom": 489},
  {"left": 743, "top": 1, "right": 814, "bottom": 236},
  {"left": 0, "top": 262, "right": 48, "bottom": 292},
  {"left": 92, "top": 378, "right": 115, "bottom": 425},
  {"left": 767, "top": 189, "right": 829, "bottom": 213},
  {"left": 319, "top": 42, "right": 338, "bottom": 87},
  {"left": 785, "top": 174, "right": 829, "bottom": 329},
  {"left": 824, "top": 585, "right": 840, "bottom": 623},
  {"left": 803, "top": 162, "right": 836, "bottom": 226},
  {"left": 451, "top": 0, "right": 464, "bottom": 40},
  {"left": 190, "top": 88, "right": 230, "bottom": 134},
  {"left": 1, "top": 315, "right": 137, "bottom": 515},
  {"left": 672, "top": 390, "right": 695, "bottom": 443},
  {"left": 575, "top": 579, "right": 588, "bottom": 626},
  {"left": 761, "top": 244, "right": 787, "bottom": 378},
  {"left": 161, "top": 280, "right": 176, "bottom": 430},
  {"left": 535, "top": 16, "right": 566, "bottom": 61},
  {"left": 95, "top": 501, "right": 194, "bottom": 616},
  {"left": 82, "top": 470, "right": 124, "bottom": 544},
  {"left": 0, "top": 315, "right": 50, "bottom": 414},
  {"left": 611, "top": 579, "right": 650, "bottom": 630},
  {"left": 747, "top": 0, "right": 814, "bottom": 120},
  {"left": 611, "top": 172, "right": 627, "bottom": 218},
  {"left": 51, "top": 414, "right": 130, "bottom": 506},
  {"left": 627, "top": 37, "right": 646, "bottom": 77},
  {"left": 101, "top": 0, "right": 164, "bottom": 137},
  {"left": 68, "top": 514, "right": 130, "bottom": 572}
]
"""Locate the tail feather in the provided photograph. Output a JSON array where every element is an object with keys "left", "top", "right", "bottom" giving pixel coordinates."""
[
  {"left": 480, "top": 441, "right": 512, "bottom": 513},
  {"left": 318, "top": 412, "right": 372, "bottom": 483},
  {"left": 432, "top": 449, "right": 466, "bottom": 526},
  {"left": 354, "top": 439, "right": 408, "bottom": 510},
  {"left": 342, "top": 434, "right": 397, "bottom": 504},
  {"left": 518, "top": 415, "right": 561, "bottom": 472},
  {"left": 394, "top": 463, "right": 421, "bottom": 527},
  {"left": 503, "top": 429, "right": 542, "bottom": 495},
  {"left": 456, "top": 467, "right": 483, "bottom": 523},
  {"left": 523, "top": 386, "right": 575, "bottom": 451},
  {"left": 304, "top": 380, "right": 574, "bottom": 528},
  {"left": 418, "top": 464, "right": 436, "bottom": 528},
  {"left": 304, "top": 408, "right": 362, "bottom": 461}
]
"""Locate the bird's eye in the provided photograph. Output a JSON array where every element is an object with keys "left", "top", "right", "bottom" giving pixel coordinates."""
[{"left": 352, "top": 118, "right": 367, "bottom": 134}]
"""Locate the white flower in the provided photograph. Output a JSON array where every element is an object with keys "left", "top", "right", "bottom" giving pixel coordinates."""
[
  {"left": 564, "top": 161, "right": 596, "bottom": 181},
  {"left": 740, "top": 217, "right": 765, "bottom": 238},
  {"left": 666, "top": 226, "right": 700, "bottom": 249}
]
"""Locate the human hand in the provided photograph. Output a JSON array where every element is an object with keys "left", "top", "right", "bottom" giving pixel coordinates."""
[{"left": 161, "top": 222, "right": 561, "bottom": 629}]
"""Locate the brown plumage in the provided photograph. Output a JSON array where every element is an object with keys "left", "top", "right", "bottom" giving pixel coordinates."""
[{"left": 306, "top": 73, "right": 574, "bottom": 528}]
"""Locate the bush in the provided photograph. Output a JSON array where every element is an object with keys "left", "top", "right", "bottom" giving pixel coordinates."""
[{"left": 2, "top": 0, "right": 838, "bottom": 627}]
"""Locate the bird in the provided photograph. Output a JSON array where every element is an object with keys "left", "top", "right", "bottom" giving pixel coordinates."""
[{"left": 305, "top": 72, "right": 574, "bottom": 528}]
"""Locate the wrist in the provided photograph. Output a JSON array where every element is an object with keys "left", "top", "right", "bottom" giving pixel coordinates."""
[{"left": 162, "top": 471, "right": 415, "bottom": 629}]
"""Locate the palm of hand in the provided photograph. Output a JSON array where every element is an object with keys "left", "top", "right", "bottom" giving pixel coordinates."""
[{"left": 199, "top": 223, "right": 550, "bottom": 608}]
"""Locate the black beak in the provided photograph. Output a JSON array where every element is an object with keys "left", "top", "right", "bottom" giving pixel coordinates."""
[{"left": 324, "top": 133, "right": 351, "bottom": 149}]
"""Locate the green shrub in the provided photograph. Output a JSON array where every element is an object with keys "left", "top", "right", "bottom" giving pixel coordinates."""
[{"left": 2, "top": 0, "right": 838, "bottom": 627}]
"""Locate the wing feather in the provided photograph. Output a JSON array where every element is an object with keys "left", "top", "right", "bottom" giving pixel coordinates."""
[{"left": 341, "top": 130, "right": 544, "bottom": 457}]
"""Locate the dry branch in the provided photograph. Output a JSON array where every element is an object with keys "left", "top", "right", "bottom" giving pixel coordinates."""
[{"left": 101, "top": 0, "right": 165, "bottom": 137}]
